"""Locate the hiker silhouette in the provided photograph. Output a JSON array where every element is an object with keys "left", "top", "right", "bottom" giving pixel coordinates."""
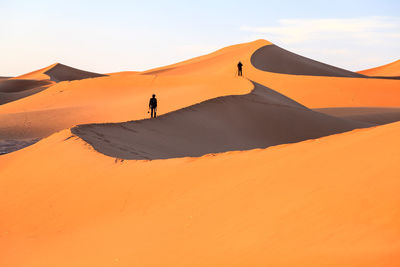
[
  {"left": 149, "top": 94, "right": 157, "bottom": 118},
  {"left": 237, "top": 61, "right": 243, "bottom": 76}
]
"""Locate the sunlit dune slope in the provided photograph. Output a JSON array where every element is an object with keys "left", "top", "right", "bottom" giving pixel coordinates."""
[
  {"left": 0, "top": 73, "right": 251, "bottom": 140},
  {"left": 1, "top": 121, "right": 400, "bottom": 267},
  {"left": 358, "top": 59, "right": 400, "bottom": 77},
  {"left": 72, "top": 82, "right": 370, "bottom": 159},
  {"left": 0, "top": 41, "right": 261, "bottom": 140},
  {"left": 1, "top": 39, "right": 399, "bottom": 143}
]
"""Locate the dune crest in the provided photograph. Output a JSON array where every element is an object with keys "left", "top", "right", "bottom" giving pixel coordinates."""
[
  {"left": 12, "top": 63, "right": 106, "bottom": 82},
  {"left": 358, "top": 59, "right": 400, "bottom": 77},
  {"left": 72, "top": 81, "right": 371, "bottom": 160}
]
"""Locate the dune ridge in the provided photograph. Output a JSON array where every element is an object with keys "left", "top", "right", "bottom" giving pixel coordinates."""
[
  {"left": 72, "top": 81, "right": 371, "bottom": 160},
  {"left": 12, "top": 63, "right": 106, "bottom": 82},
  {"left": 359, "top": 59, "right": 400, "bottom": 77},
  {"left": 1, "top": 39, "right": 400, "bottom": 155}
]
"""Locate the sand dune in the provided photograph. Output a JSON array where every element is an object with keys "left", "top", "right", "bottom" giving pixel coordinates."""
[
  {"left": 359, "top": 59, "right": 400, "bottom": 77},
  {"left": 0, "top": 79, "right": 53, "bottom": 93},
  {"left": 72, "top": 82, "right": 371, "bottom": 159},
  {"left": 251, "top": 44, "right": 365, "bottom": 77},
  {"left": 12, "top": 63, "right": 105, "bottom": 82},
  {"left": 0, "top": 63, "right": 105, "bottom": 105},
  {"left": 0, "top": 73, "right": 251, "bottom": 141},
  {"left": 0, "top": 39, "right": 399, "bottom": 155},
  {"left": 1, "top": 38, "right": 400, "bottom": 267},
  {"left": 0, "top": 79, "right": 54, "bottom": 105},
  {"left": 1, "top": 120, "right": 400, "bottom": 267},
  {"left": 141, "top": 40, "right": 400, "bottom": 108}
]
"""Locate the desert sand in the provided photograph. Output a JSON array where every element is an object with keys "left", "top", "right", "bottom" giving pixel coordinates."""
[
  {"left": 1, "top": 39, "right": 400, "bottom": 266},
  {"left": 359, "top": 59, "right": 400, "bottom": 77},
  {"left": 1, "top": 121, "right": 400, "bottom": 267}
]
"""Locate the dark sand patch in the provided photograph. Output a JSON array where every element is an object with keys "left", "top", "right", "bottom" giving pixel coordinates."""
[
  {"left": 0, "top": 138, "right": 40, "bottom": 155},
  {"left": 251, "top": 44, "right": 366, "bottom": 77},
  {"left": 314, "top": 107, "right": 400, "bottom": 125}
]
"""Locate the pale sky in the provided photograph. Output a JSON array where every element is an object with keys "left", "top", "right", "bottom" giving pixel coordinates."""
[{"left": 1, "top": 0, "right": 399, "bottom": 76}]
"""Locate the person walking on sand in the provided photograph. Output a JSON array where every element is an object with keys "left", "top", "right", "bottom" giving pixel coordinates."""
[
  {"left": 237, "top": 61, "right": 243, "bottom": 76},
  {"left": 148, "top": 94, "right": 157, "bottom": 118}
]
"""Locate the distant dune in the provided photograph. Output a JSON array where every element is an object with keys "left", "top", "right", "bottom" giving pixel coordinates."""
[
  {"left": 0, "top": 79, "right": 53, "bottom": 105},
  {"left": 358, "top": 59, "right": 400, "bottom": 77},
  {"left": 0, "top": 63, "right": 106, "bottom": 105},
  {"left": 12, "top": 63, "right": 106, "bottom": 82}
]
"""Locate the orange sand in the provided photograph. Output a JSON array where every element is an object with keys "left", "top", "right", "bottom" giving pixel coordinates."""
[
  {"left": 1, "top": 121, "right": 400, "bottom": 266},
  {"left": 1, "top": 39, "right": 400, "bottom": 266},
  {"left": 359, "top": 59, "right": 400, "bottom": 77},
  {"left": 11, "top": 63, "right": 58, "bottom": 80}
]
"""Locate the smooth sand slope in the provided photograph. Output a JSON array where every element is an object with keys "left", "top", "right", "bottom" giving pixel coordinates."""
[
  {"left": 0, "top": 73, "right": 251, "bottom": 141},
  {"left": 0, "top": 40, "right": 264, "bottom": 142},
  {"left": 359, "top": 59, "right": 400, "bottom": 77},
  {"left": 72, "top": 82, "right": 370, "bottom": 159},
  {"left": 1, "top": 121, "right": 400, "bottom": 267}
]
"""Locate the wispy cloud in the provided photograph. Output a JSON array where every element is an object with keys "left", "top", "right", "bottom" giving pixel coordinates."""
[{"left": 240, "top": 17, "right": 400, "bottom": 70}]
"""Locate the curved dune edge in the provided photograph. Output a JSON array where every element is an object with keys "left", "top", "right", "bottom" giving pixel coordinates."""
[
  {"left": 246, "top": 45, "right": 400, "bottom": 108},
  {"left": 139, "top": 40, "right": 400, "bottom": 109},
  {"left": 71, "top": 81, "right": 371, "bottom": 160},
  {"left": 1, "top": 121, "right": 400, "bottom": 266},
  {"left": 359, "top": 59, "right": 400, "bottom": 77}
]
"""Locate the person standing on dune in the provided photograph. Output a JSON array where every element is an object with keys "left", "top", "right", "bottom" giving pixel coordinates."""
[
  {"left": 237, "top": 61, "right": 243, "bottom": 76},
  {"left": 149, "top": 94, "right": 157, "bottom": 118}
]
